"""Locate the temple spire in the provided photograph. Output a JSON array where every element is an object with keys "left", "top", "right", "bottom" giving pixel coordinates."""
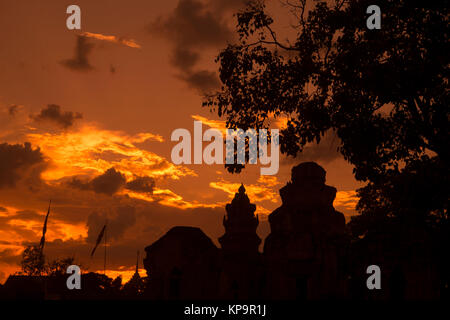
[{"left": 219, "top": 184, "right": 261, "bottom": 256}]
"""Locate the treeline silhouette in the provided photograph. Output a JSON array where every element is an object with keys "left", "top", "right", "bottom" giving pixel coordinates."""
[{"left": 0, "top": 246, "right": 146, "bottom": 300}]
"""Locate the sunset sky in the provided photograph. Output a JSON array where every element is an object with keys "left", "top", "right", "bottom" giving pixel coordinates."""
[{"left": 0, "top": 0, "right": 362, "bottom": 283}]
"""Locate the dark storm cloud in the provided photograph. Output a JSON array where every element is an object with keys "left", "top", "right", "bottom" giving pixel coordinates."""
[
  {"left": 90, "top": 168, "right": 126, "bottom": 195},
  {"left": 30, "top": 104, "right": 83, "bottom": 129},
  {"left": 68, "top": 169, "right": 158, "bottom": 196},
  {"left": 281, "top": 130, "right": 341, "bottom": 166},
  {"left": 0, "top": 207, "right": 7, "bottom": 212},
  {"left": 170, "top": 47, "right": 221, "bottom": 91},
  {"left": 171, "top": 47, "right": 200, "bottom": 70},
  {"left": 0, "top": 142, "right": 44, "bottom": 188},
  {"left": 180, "top": 69, "right": 221, "bottom": 93},
  {"left": 213, "top": 0, "right": 249, "bottom": 11},
  {"left": 68, "top": 168, "right": 126, "bottom": 196},
  {"left": 149, "top": 0, "right": 247, "bottom": 93},
  {"left": 86, "top": 206, "right": 137, "bottom": 243},
  {"left": 61, "top": 35, "right": 94, "bottom": 72},
  {"left": 7, "top": 105, "right": 19, "bottom": 116},
  {"left": 125, "top": 176, "right": 155, "bottom": 194},
  {"left": 150, "top": 0, "right": 233, "bottom": 48}
]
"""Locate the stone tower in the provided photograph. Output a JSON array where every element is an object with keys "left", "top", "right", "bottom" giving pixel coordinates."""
[
  {"left": 219, "top": 184, "right": 261, "bottom": 257},
  {"left": 218, "top": 184, "right": 263, "bottom": 299},
  {"left": 264, "top": 162, "right": 347, "bottom": 299}
]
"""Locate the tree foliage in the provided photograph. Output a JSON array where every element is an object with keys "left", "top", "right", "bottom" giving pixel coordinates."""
[
  {"left": 20, "top": 245, "right": 79, "bottom": 277},
  {"left": 204, "top": 0, "right": 449, "bottom": 230},
  {"left": 46, "top": 256, "right": 77, "bottom": 276},
  {"left": 20, "top": 245, "right": 45, "bottom": 276}
]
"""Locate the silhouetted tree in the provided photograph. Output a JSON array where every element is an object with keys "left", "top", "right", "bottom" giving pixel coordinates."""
[
  {"left": 20, "top": 245, "right": 81, "bottom": 277},
  {"left": 111, "top": 276, "right": 123, "bottom": 296},
  {"left": 122, "top": 272, "right": 144, "bottom": 298},
  {"left": 204, "top": 0, "right": 449, "bottom": 228},
  {"left": 46, "top": 257, "right": 78, "bottom": 276},
  {"left": 20, "top": 245, "right": 45, "bottom": 276},
  {"left": 79, "top": 272, "right": 113, "bottom": 298},
  {"left": 349, "top": 157, "right": 449, "bottom": 235}
]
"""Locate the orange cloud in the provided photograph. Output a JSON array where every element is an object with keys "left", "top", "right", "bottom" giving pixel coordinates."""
[
  {"left": 210, "top": 179, "right": 280, "bottom": 203},
  {"left": 334, "top": 190, "right": 359, "bottom": 221},
  {"left": 0, "top": 205, "right": 87, "bottom": 246},
  {"left": 334, "top": 190, "right": 359, "bottom": 211},
  {"left": 209, "top": 177, "right": 280, "bottom": 215},
  {"left": 80, "top": 32, "right": 141, "bottom": 49},
  {"left": 257, "top": 175, "right": 281, "bottom": 188},
  {"left": 192, "top": 113, "right": 289, "bottom": 133},
  {"left": 191, "top": 115, "right": 227, "bottom": 134},
  {"left": 26, "top": 124, "right": 194, "bottom": 182},
  {"left": 124, "top": 188, "right": 222, "bottom": 210}
]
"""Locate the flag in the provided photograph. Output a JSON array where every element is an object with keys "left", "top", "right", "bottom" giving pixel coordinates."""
[
  {"left": 90, "top": 224, "right": 106, "bottom": 257},
  {"left": 39, "top": 200, "right": 51, "bottom": 252}
]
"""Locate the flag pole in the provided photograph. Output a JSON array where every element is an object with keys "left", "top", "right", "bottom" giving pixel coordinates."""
[
  {"left": 39, "top": 200, "right": 51, "bottom": 276},
  {"left": 104, "top": 220, "right": 107, "bottom": 275},
  {"left": 39, "top": 200, "right": 52, "bottom": 253}
]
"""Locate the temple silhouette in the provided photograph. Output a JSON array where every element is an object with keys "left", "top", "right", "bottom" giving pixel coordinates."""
[
  {"left": 142, "top": 162, "right": 441, "bottom": 300},
  {"left": 0, "top": 162, "right": 444, "bottom": 300}
]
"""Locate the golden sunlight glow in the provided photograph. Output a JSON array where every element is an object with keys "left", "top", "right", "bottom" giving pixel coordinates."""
[
  {"left": 273, "top": 116, "right": 289, "bottom": 129},
  {"left": 210, "top": 179, "right": 280, "bottom": 204},
  {"left": 192, "top": 114, "right": 289, "bottom": 132},
  {"left": 102, "top": 268, "right": 147, "bottom": 283},
  {"left": 334, "top": 190, "right": 359, "bottom": 211},
  {"left": 124, "top": 189, "right": 222, "bottom": 210},
  {"left": 191, "top": 115, "right": 227, "bottom": 134},
  {"left": 26, "top": 124, "right": 194, "bottom": 181}
]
